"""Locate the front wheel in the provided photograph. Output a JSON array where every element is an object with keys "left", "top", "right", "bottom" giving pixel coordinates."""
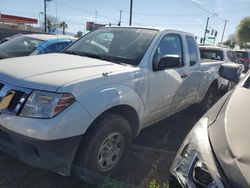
[{"left": 73, "top": 113, "right": 133, "bottom": 184}]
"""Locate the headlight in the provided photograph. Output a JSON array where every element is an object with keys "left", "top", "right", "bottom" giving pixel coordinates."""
[
  {"left": 171, "top": 117, "right": 224, "bottom": 187},
  {"left": 20, "top": 90, "right": 75, "bottom": 118}
]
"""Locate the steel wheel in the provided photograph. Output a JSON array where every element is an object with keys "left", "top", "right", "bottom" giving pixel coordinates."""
[
  {"left": 73, "top": 113, "right": 132, "bottom": 185},
  {"left": 97, "top": 132, "right": 125, "bottom": 172}
]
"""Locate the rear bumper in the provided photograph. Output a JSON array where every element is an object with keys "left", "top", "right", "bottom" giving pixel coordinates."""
[{"left": 0, "top": 125, "right": 82, "bottom": 176}]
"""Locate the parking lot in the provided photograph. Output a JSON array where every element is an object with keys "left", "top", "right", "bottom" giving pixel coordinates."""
[{"left": 0, "top": 105, "right": 202, "bottom": 188}]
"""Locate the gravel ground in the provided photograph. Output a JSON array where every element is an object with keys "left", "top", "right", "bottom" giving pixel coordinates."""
[{"left": 0, "top": 105, "right": 203, "bottom": 188}]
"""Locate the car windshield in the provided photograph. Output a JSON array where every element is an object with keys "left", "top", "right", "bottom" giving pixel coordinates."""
[
  {"left": 0, "top": 36, "right": 42, "bottom": 59},
  {"left": 64, "top": 28, "right": 158, "bottom": 66},
  {"left": 200, "top": 49, "right": 224, "bottom": 62}
]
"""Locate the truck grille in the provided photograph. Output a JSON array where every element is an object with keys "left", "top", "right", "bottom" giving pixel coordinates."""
[{"left": 0, "top": 81, "right": 32, "bottom": 115}]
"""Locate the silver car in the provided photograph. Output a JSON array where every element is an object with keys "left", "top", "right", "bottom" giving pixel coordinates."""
[{"left": 169, "top": 63, "right": 249, "bottom": 188}]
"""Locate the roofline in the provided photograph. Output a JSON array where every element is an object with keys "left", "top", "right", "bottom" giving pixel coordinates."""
[{"left": 96, "top": 26, "right": 194, "bottom": 36}]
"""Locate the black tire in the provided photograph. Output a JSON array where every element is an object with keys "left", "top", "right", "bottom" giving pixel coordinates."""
[
  {"left": 73, "top": 113, "right": 133, "bottom": 185},
  {"left": 199, "top": 85, "right": 218, "bottom": 113}
]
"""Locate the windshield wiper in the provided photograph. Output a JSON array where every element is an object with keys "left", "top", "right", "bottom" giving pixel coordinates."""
[{"left": 63, "top": 50, "right": 83, "bottom": 56}]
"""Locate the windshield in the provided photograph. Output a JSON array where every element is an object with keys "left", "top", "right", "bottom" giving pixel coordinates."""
[
  {"left": 65, "top": 28, "right": 158, "bottom": 66},
  {"left": 0, "top": 36, "right": 42, "bottom": 59},
  {"left": 200, "top": 49, "right": 224, "bottom": 62}
]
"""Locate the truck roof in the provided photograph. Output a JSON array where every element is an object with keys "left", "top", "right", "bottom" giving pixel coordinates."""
[
  {"left": 199, "top": 45, "right": 232, "bottom": 50},
  {"left": 97, "top": 26, "right": 195, "bottom": 37}
]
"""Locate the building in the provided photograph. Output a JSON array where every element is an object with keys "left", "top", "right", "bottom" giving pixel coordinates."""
[{"left": 0, "top": 13, "right": 41, "bottom": 40}]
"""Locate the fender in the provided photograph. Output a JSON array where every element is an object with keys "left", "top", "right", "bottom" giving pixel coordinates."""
[
  {"left": 198, "top": 63, "right": 223, "bottom": 101},
  {"left": 74, "top": 84, "right": 144, "bottom": 131}
]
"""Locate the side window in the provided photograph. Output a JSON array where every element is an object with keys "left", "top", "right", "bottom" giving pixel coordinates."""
[
  {"left": 186, "top": 36, "right": 199, "bottom": 66},
  {"left": 45, "top": 42, "right": 66, "bottom": 53},
  {"left": 227, "top": 51, "right": 236, "bottom": 63},
  {"left": 154, "top": 34, "right": 183, "bottom": 68}
]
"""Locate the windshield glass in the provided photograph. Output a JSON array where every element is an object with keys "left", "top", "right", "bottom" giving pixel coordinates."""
[
  {"left": 65, "top": 28, "right": 158, "bottom": 66},
  {"left": 200, "top": 49, "right": 224, "bottom": 62},
  {"left": 0, "top": 36, "right": 42, "bottom": 59}
]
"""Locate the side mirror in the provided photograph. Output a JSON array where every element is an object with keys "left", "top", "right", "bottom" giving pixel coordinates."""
[
  {"left": 154, "top": 55, "right": 181, "bottom": 71},
  {"left": 219, "top": 63, "right": 243, "bottom": 83}
]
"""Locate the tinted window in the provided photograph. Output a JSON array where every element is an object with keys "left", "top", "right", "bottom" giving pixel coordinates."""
[
  {"left": 186, "top": 36, "right": 199, "bottom": 66},
  {"left": 200, "top": 49, "right": 224, "bottom": 62},
  {"left": 0, "top": 36, "right": 42, "bottom": 58},
  {"left": 235, "top": 51, "right": 248, "bottom": 59},
  {"left": 65, "top": 28, "right": 157, "bottom": 66},
  {"left": 45, "top": 42, "right": 70, "bottom": 53},
  {"left": 154, "top": 34, "right": 183, "bottom": 67}
]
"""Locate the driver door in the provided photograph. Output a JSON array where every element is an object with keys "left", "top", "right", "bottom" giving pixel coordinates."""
[{"left": 143, "top": 33, "right": 187, "bottom": 126}]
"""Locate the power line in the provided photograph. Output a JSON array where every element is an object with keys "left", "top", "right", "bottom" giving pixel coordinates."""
[
  {"left": 122, "top": 10, "right": 205, "bottom": 18},
  {"left": 174, "top": 0, "right": 209, "bottom": 17},
  {"left": 217, "top": 8, "right": 250, "bottom": 14},
  {"left": 185, "top": 0, "right": 213, "bottom": 15}
]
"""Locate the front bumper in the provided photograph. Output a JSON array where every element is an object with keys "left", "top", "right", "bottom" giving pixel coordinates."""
[{"left": 0, "top": 125, "right": 82, "bottom": 176}]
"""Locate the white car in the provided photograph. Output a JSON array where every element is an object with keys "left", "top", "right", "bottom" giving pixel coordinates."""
[
  {"left": 0, "top": 27, "right": 227, "bottom": 184},
  {"left": 199, "top": 45, "right": 237, "bottom": 64}
]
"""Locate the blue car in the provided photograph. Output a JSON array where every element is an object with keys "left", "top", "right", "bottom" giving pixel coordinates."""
[{"left": 0, "top": 34, "right": 76, "bottom": 59}]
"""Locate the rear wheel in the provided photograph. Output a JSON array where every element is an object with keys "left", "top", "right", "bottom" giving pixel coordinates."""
[
  {"left": 199, "top": 85, "right": 218, "bottom": 113},
  {"left": 73, "top": 113, "right": 132, "bottom": 184}
]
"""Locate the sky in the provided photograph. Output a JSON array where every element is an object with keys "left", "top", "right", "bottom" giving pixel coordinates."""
[{"left": 0, "top": 0, "right": 250, "bottom": 43}]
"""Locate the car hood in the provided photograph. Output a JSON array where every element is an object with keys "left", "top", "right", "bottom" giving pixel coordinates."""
[
  {"left": 209, "top": 87, "right": 250, "bottom": 187},
  {"left": 0, "top": 53, "right": 134, "bottom": 91}
]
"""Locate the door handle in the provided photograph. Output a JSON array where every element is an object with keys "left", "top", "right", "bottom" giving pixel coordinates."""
[{"left": 180, "top": 73, "right": 189, "bottom": 78}]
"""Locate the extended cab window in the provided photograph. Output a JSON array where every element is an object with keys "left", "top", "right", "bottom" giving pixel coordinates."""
[
  {"left": 186, "top": 36, "right": 199, "bottom": 66},
  {"left": 154, "top": 34, "right": 183, "bottom": 68},
  {"left": 227, "top": 51, "right": 237, "bottom": 63}
]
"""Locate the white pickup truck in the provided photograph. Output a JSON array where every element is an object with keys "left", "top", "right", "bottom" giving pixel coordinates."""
[{"left": 0, "top": 27, "right": 226, "bottom": 183}]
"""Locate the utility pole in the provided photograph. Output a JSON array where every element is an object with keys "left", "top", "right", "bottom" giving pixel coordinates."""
[
  {"left": 39, "top": 12, "right": 44, "bottom": 31},
  {"left": 118, "top": 10, "right": 123, "bottom": 26},
  {"left": 129, "top": 0, "right": 133, "bottom": 26},
  {"left": 44, "top": 0, "right": 46, "bottom": 33},
  {"left": 95, "top": 10, "right": 97, "bottom": 23},
  {"left": 203, "top": 17, "right": 209, "bottom": 44},
  {"left": 44, "top": 0, "right": 52, "bottom": 33},
  {"left": 221, "top": 20, "right": 228, "bottom": 43}
]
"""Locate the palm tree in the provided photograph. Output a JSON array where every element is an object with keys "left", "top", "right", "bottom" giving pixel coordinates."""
[{"left": 59, "top": 21, "right": 68, "bottom": 35}]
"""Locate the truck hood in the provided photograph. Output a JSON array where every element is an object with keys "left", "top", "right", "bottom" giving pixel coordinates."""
[
  {"left": 0, "top": 53, "right": 133, "bottom": 91},
  {"left": 209, "top": 87, "right": 250, "bottom": 187}
]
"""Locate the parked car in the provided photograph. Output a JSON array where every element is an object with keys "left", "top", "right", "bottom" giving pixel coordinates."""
[
  {"left": 0, "top": 34, "right": 22, "bottom": 44},
  {"left": 199, "top": 45, "right": 237, "bottom": 63},
  {"left": 169, "top": 63, "right": 249, "bottom": 188},
  {"left": 235, "top": 50, "right": 250, "bottom": 73},
  {"left": 0, "top": 34, "right": 76, "bottom": 59},
  {"left": 0, "top": 27, "right": 226, "bottom": 184}
]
